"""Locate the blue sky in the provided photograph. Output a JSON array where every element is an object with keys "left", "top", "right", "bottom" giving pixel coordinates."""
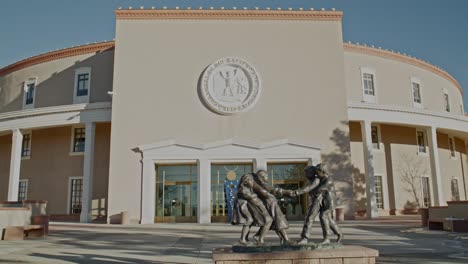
[{"left": 1, "top": 0, "right": 467, "bottom": 104}]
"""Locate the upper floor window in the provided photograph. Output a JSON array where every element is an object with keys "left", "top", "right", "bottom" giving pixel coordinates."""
[
  {"left": 21, "top": 133, "right": 32, "bottom": 158},
  {"left": 23, "top": 78, "right": 37, "bottom": 109},
  {"left": 448, "top": 136, "right": 456, "bottom": 158},
  {"left": 72, "top": 127, "right": 85, "bottom": 153},
  {"left": 77, "top": 73, "right": 89, "bottom": 96},
  {"left": 444, "top": 91, "right": 450, "bottom": 112},
  {"left": 411, "top": 77, "right": 423, "bottom": 108},
  {"left": 371, "top": 125, "right": 381, "bottom": 150},
  {"left": 416, "top": 130, "right": 427, "bottom": 153},
  {"left": 360, "top": 67, "right": 377, "bottom": 103},
  {"left": 363, "top": 73, "right": 375, "bottom": 96},
  {"left": 73, "top": 67, "right": 91, "bottom": 104}
]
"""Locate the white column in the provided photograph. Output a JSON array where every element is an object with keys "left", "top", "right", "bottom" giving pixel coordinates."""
[
  {"left": 140, "top": 159, "right": 156, "bottom": 224},
  {"left": 8, "top": 129, "right": 23, "bottom": 201},
  {"left": 80, "top": 123, "right": 95, "bottom": 223},
  {"left": 197, "top": 159, "right": 211, "bottom": 224},
  {"left": 361, "top": 121, "right": 379, "bottom": 218},
  {"left": 427, "top": 126, "right": 445, "bottom": 206},
  {"left": 254, "top": 157, "right": 267, "bottom": 171}
]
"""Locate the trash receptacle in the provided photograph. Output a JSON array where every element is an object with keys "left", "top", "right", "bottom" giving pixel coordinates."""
[{"left": 419, "top": 208, "right": 429, "bottom": 227}]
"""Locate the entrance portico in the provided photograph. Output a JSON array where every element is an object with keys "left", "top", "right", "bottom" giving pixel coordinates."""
[{"left": 135, "top": 139, "right": 321, "bottom": 224}]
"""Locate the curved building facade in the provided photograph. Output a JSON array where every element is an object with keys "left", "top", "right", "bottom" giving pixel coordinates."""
[{"left": 0, "top": 9, "right": 466, "bottom": 224}]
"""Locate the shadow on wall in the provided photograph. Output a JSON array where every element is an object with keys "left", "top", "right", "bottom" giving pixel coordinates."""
[
  {"left": 321, "top": 121, "right": 366, "bottom": 218},
  {"left": 0, "top": 49, "right": 114, "bottom": 113}
]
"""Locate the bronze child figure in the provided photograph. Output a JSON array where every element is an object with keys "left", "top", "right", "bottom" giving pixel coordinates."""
[
  {"left": 293, "top": 164, "right": 343, "bottom": 245},
  {"left": 231, "top": 173, "right": 272, "bottom": 245}
]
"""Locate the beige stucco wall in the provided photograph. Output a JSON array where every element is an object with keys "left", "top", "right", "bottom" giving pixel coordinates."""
[
  {"left": 0, "top": 124, "right": 110, "bottom": 216},
  {"left": 0, "top": 50, "right": 114, "bottom": 113},
  {"left": 109, "top": 19, "right": 351, "bottom": 222},
  {"left": 344, "top": 51, "right": 464, "bottom": 115}
]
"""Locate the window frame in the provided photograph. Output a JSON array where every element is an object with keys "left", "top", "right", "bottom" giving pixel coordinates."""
[
  {"left": 22, "top": 77, "right": 37, "bottom": 110},
  {"left": 410, "top": 77, "right": 423, "bottom": 109},
  {"left": 451, "top": 177, "right": 460, "bottom": 201},
  {"left": 443, "top": 89, "right": 450, "bottom": 112},
  {"left": 371, "top": 124, "right": 382, "bottom": 150},
  {"left": 67, "top": 176, "right": 83, "bottom": 214},
  {"left": 360, "top": 67, "right": 377, "bottom": 103},
  {"left": 21, "top": 130, "right": 32, "bottom": 159},
  {"left": 73, "top": 67, "right": 91, "bottom": 104},
  {"left": 18, "top": 179, "right": 29, "bottom": 201},
  {"left": 448, "top": 136, "right": 456, "bottom": 159},
  {"left": 70, "top": 125, "right": 85, "bottom": 155},
  {"left": 416, "top": 130, "right": 428, "bottom": 154},
  {"left": 421, "top": 176, "right": 432, "bottom": 208},
  {"left": 374, "top": 175, "right": 384, "bottom": 209}
]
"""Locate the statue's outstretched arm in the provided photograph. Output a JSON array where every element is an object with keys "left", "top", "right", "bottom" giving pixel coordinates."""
[{"left": 294, "top": 178, "right": 321, "bottom": 196}]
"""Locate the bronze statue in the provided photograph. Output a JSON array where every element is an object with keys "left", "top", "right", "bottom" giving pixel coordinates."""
[
  {"left": 251, "top": 170, "right": 292, "bottom": 244},
  {"left": 293, "top": 164, "right": 343, "bottom": 244},
  {"left": 232, "top": 173, "right": 272, "bottom": 245}
]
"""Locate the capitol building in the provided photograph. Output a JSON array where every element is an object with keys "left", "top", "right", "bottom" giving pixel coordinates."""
[{"left": 0, "top": 8, "right": 466, "bottom": 224}]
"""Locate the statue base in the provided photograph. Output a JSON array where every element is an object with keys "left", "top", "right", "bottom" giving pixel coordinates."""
[
  {"left": 232, "top": 241, "right": 343, "bottom": 253},
  {"left": 213, "top": 245, "right": 378, "bottom": 264}
]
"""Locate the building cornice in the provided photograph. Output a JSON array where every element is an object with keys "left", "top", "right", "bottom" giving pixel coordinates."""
[
  {"left": 0, "top": 41, "right": 115, "bottom": 77},
  {"left": 0, "top": 102, "right": 111, "bottom": 122},
  {"left": 344, "top": 43, "right": 463, "bottom": 95},
  {"left": 348, "top": 102, "right": 468, "bottom": 124},
  {"left": 115, "top": 9, "right": 343, "bottom": 21}
]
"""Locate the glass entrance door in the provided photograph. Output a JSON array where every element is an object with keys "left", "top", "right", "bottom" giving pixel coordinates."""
[
  {"left": 155, "top": 164, "right": 197, "bottom": 223},
  {"left": 211, "top": 163, "right": 253, "bottom": 222},
  {"left": 268, "top": 163, "right": 307, "bottom": 221}
]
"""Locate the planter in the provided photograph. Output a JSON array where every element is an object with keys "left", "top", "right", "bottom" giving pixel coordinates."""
[
  {"left": 419, "top": 208, "right": 429, "bottom": 227},
  {"left": 335, "top": 208, "right": 344, "bottom": 221}
]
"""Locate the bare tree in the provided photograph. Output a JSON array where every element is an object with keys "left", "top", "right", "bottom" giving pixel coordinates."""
[{"left": 396, "top": 153, "right": 428, "bottom": 208}]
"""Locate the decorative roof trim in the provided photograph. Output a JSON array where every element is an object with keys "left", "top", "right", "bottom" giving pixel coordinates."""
[
  {"left": 115, "top": 10, "right": 343, "bottom": 21},
  {"left": 136, "top": 138, "right": 322, "bottom": 152},
  {"left": 0, "top": 41, "right": 115, "bottom": 77},
  {"left": 344, "top": 43, "right": 463, "bottom": 95}
]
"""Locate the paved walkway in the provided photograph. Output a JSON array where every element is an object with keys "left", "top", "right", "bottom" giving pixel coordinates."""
[{"left": 0, "top": 217, "right": 467, "bottom": 263}]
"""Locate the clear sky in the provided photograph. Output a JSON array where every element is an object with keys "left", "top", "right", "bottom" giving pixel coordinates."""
[{"left": 1, "top": 0, "right": 467, "bottom": 105}]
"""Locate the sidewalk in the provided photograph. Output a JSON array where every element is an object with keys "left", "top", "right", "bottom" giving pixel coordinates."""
[{"left": 0, "top": 217, "right": 467, "bottom": 264}]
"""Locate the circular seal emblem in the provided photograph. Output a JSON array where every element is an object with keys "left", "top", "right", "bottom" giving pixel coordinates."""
[{"left": 200, "top": 57, "right": 261, "bottom": 115}]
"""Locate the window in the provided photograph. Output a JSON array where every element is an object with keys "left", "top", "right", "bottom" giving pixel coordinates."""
[
  {"left": 371, "top": 125, "right": 380, "bottom": 149},
  {"left": 76, "top": 73, "right": 89, "bottom": 96},
  {"left": 417, "top": 131, "right": 426, "bottom": 153},
  {"left": 18, "top": 180, "right": 28, "bottom": 201},
  {"left": 444, "top": 92, "right": 450, "bottom": 112},
  {"left": 451, "top": 179, "right": 460, "bottom": 201},
  {"left": 69, "top": 178, "right": 83, "bottom": 214},
  {"left": 21, "top": 133, "right": 31, "bottom": 157},
  {"left": 374, "top": 175, "right": 384, "bottom": 209},
  {"left": 360, "top": 67, "right": 377, "bottom": 103},
  {"left": 412, "top": 83, "right": 421, "bottom": 103},
  {"left": 448, "top": 137, "right": 456, "bottom": 158},
  {"left": 73, "top": 67, "right": 91, "bottom": 104},
  {"left": 421, "top": 177, "right": 431, "bottom": 208},
  {"left": 72, "top": 127, "right": 85, "bottom": 152},
  {"left": 25, "top": 83, "right": 35, "bottom": 105},
  {"left": 23, "top": 78, "right": 37, "bottom": 109},
  {"left": 363, "top": 73, "right": 375, "bottom": 96}
]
